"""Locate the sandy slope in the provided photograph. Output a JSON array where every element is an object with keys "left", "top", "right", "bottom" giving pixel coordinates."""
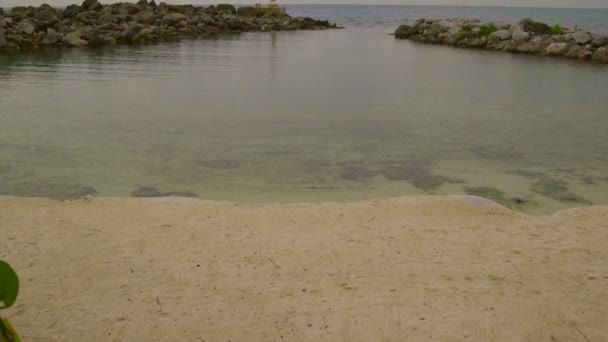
[{"left": 0, "top": 196, "right": 607, "bottom": 342}]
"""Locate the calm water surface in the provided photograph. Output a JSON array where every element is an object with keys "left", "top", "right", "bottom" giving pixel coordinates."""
[{"left": 1, "top": 6, "right": 607, "bottom": 212}]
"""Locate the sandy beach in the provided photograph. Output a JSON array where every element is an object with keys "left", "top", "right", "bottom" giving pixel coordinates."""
[{"left": 1, "top": 195, "right": 607, "bottom": 341}]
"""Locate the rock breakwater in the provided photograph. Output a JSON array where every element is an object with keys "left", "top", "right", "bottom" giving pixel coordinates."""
[
  {"left": 0, "top": 0, "right": 337, "bottom": 52},
  {"left": 395, "top": 18, "right": 608, "bottom": 63}
]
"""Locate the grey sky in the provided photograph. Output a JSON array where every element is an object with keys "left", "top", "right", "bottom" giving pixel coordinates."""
[{"left": 3, "top": 0, "right": 608, "bottom": 8}]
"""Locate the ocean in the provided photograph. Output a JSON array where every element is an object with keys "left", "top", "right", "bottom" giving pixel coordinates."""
[{"left": 1, "top": 5, "right": 607, "bottom": 212}]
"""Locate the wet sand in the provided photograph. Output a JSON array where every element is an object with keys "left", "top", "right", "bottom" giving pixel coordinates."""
[{"left": 1, "top": 196, "right": 607, "bottom": 341}]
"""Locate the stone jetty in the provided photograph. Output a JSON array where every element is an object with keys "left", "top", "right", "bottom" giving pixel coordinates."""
[
  {"left": 0, "top": 0, "right": 337, "bottom": 52},
  {"left": 395, "top": 18, "right": 608, "bottom": 63}
]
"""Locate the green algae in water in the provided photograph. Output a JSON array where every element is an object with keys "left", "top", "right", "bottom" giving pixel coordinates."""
[
  {"left": 471, "top": 146, "right": 524, "bottom": 161},
  {"left": 510, "top": 169, "right": 547, "bottom": 179},
  {"left": 340, "top": 164, "right": 378, "bottom": 182},
  {"left": 380, "top": 160, "right": 449, "bottom": 191},
  {"left": 531, "top": 177, "right": 591, "bottom": 204}
]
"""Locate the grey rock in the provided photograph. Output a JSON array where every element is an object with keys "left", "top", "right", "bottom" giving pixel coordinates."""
[
  {"left": 0, "top": 29, "right": 6, "bottom": 48},
  {"left": 565, "top": 44, "right": 582, "bottom": 58},
  {"left": 394, "top": 24, "right": 411, "bottom": 39},
  {"left": 33, "top": 8, "right": 59, "bottom": 28},
  {"left": 64, "top": 31, "right": 88, "bottom": 46},
  {"left": 63, "top": 5, "right": 81, "bottom": 19},
  {"left": 577, "top": 48, "right": 593, "bottom": 60},
  {"left": 545, "top": 42, "right": 571, "bottom": 56},
  {"left": 488, "top": 29, "right": 511, "bottom": 42},
  {"left": 17, "top": 20, "right": 35, "bottom": 35},
  {"left": 41, "top": 28, "right": 62, "bottom": 45},
  {"left": 590, "top": 34, "right": 608, "bottom": 47},
  {"left": 592, "top": 46, "right": 608, "bottom": 63},
  {"left": 81, "top": 0, "right": 102, "bottom": 11},
  {"left": 511, "top": 29, "right": 530, "bottom": 43},
  {"left": 121, "top": 23, "right": 143, "bottom": 43},
  {"left": 572, "top": 31, "right": 592, "bottom": 44}
]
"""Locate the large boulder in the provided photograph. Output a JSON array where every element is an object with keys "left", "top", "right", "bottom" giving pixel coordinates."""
[
  {"left": 0, "top": 29, "right": 6, "bottom": 48},
  {"left": 544, "top": 42, "right": 570, "bottom": 56},
  {"left": 577, "top": 48, "right": 593, "bottom": 60},
  {"left": 590, "top": 34, "right": 608, "bottom": 48},
  {"left": 81, "top": 0, "right": 102, "bottom": 12},
  {"left": 516, "top": 36, "right": 551, "bottom": 54},
  {"left": 40, "top": 28, "right": 62, "bottom": 45},
  {"left": 64, "top": 31, "right": 88, "bottom": 46},
  {"left": 135, "top": 10, "right": 156, "bottom": 24},
  {"left": 33, "top": 8, "right": 59, "bottom": 29},
  {"left": 17, "top": 20, "right": 36, "bottom": 35},
  {"left": 120, "top": 23, "right": 144, "bottom": 43},
  {"left": 161, "top": 13, "right": 189, "bottom": 26},
  {"left": 565, "top": 44, "right": 582, "bottom": 58},
  {"left": 572, "top": 31, "right": 592, "bottom": 44},
  {"left": 216, "top": 4, "right": 237, "bottom": 15},
  {"left": 592, "top": 46, "right": 608, "bottom": 63},
  {"left": 511, "top": 29, "right": 530, "bottom": 43},
  {"left": 394, "top": 24, "right": 411, "bottom": 39},
  {"left": 63, "top": 5, "right": 82, "bottom": 19},
  {"left": 488, "top": 29, "right": 510, "bottom": 43}
]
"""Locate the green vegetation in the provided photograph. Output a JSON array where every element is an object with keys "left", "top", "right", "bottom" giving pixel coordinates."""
[
  {"left": 478, "top": 24, "right": 498, "bottom": 38},
  {"left": 518, "top": 18, "right": 551, "bottom": 35},
  {"left": 456, "top": 25, "right": 475, "bottom": 40},
  {"left": 531, "top": 177, "right": 591, "bottom": 204},
  {"left": 551, "top": 24, "right": 564, "bottom": 35},
  {"left": 0, "top": 260, "right": 20, "bottom": 342}
]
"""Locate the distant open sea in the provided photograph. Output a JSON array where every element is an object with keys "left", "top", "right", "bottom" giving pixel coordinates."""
[{"left": 286, "top": 5, "right": 608, "bottom": 32}]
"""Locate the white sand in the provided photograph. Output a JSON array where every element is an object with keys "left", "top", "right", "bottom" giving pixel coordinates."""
[{"left": 1, "top": 195, "right": 607, "bottom": 341}]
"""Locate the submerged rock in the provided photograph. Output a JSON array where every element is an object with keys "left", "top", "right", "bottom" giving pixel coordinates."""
[
  {"left": 131, "top": 186, "right": 163, "bottom": 197},
  {"left": 380, "top": 160, "right": 448, "bottom": 191},
  {"left": 200, "top": 160, "right": 240, "bottom": 170},
  {"left": 340, "top": 165, "right": 377, "bottom": 181},
  {"left": 470, "top": 146, "right": 523, "bottom": 161},
  {"left": 131, "top": 186, "right": 197, "bottom": 198},
  {"left": 0, "top": 181, "right": 97, "bottom": 200},
  {"left": 531, "top": 177, "right": 591, "bottom": 204}
]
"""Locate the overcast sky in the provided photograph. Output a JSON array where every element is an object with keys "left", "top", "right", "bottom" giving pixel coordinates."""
[{"left": 3, "top": 0, "right": 608, "bottom": 8}]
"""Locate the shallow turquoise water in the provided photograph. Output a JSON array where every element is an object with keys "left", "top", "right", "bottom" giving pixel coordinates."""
[{"left": 1, "top": 8, "right": 607, "bottom": 212}]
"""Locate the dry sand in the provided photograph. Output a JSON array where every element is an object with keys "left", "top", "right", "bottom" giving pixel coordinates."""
[{"left": 1, "top": 195, "right": 607, "bottom": 342}]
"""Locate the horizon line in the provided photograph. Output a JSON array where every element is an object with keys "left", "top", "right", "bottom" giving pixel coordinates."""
[{"left": 2, "top": 3, "right": 608, "bottom": 10}]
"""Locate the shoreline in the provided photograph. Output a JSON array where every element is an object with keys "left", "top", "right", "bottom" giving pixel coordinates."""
[
  {"left": 0, "top": 193, "right": 601, "bottom": 215},
  {"left": 2, "top": 195, "right": 607, "bottom": 340}
]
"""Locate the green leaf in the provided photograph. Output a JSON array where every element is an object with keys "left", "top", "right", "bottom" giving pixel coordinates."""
[
  {"left": 0, "top": 261, "right": 19, "bottom": 309},
  {"left": 0, "top": 318, "right": 21, "bottom": 342}
]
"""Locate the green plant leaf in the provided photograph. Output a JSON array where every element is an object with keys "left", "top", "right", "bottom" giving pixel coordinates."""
[
  {"left": 0, "top": 261, "right": 19, "bottom": 309},
  {"left": 0, "top": 318, "right": 21, "bottom": 342}
]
